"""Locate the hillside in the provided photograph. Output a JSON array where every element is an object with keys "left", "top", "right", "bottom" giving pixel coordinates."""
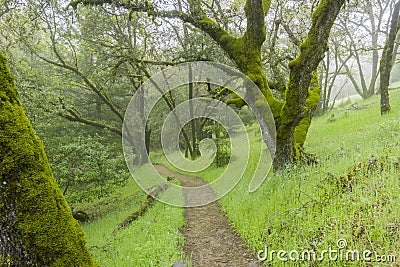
[{"left": 79, "top": 90, "right": 400, "bottom": 266}]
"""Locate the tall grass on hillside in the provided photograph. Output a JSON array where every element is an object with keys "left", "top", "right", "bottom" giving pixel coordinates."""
[
  {"left": 81, "top": 178, "right": 187, "bottom": 267},
  {"left": 153, "top": 90, "right": 400, "bottom": 266}
]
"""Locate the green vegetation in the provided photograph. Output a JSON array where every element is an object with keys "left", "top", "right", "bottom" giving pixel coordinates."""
[
  {"left": 44, "top": 130, "right": 130, "bottom": 204},
  {"left": 232, "top": 90, "right": 400, "bottom": 265},
  {"left": 152, "top": 89, "right": 400, "bottom": 266},
  {"left": 0, "top": 51, "right": 97, "bottom": 266},
  {"left": 80, "top": 178, "right": 187, "bottom": 267},
  {"left": 51, "top": 88, "right": 400, "bottom": 267}
]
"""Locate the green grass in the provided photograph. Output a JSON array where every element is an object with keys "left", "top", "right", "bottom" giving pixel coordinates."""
[
  {"left": 390, "top": 81, "right": 400, "bottom": 89},
  {"left": 152, "top": 90, "right": 400, "bottom": 266},
  {"left": 72, "top": 178, "right": 147, "bottom": 221},
  {"left": 82, "top": 90, "right": 400, "bottom": 266},
  {"left": 80, "top": 178, "right": 187, "bottom": 267}
]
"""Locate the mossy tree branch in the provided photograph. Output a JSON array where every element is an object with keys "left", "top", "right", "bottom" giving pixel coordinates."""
[
  {"left": 113, "top": 182, "right": 169, "bottom": 233},
  {"left": 18, "top": 17, "right": 126, "bottom": 122},
  {"left": 34, "top": 52, "right": 124, "bottom": 122},
  {"left": 243, "top": 0, "right": 270, "bottom": 48},
  {"left": 22, "top": 84, "right": 124, "bottom": 137},
  {"left": 62, "top": 110, "right": 123, "bottom": 136},
  {"left": 69, "top": 0, "right": 153, "bottom": 11}
]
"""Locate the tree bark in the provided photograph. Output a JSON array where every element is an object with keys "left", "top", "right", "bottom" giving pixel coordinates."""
[
  {"left": 380, "top": 0, "right": 400, "bottom": 114},
  {"left": 188, "top": 65, "right": 199, "bottom": 159},
  {"left": 0, "top": 52, "right": 97, "bottom": 266},
  {"left": 274, "top": 0, "right": 346, "bottom": 169},
  {"left": 392, "top": 33, "right": 400, "bottom": 66}
]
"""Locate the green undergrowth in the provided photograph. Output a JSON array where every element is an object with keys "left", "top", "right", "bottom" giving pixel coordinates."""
[
  {"left": 152, "top": 90, "right": 400, "bottom": 266},
  {"left": 73, "top": 178, "right": 147, "bottom": 221},
  {"left": 81, "top": 178, "right": 187, "bottom": 267},
  {"left": 151, "top": 149, "right": 227, "bottom": 182}
]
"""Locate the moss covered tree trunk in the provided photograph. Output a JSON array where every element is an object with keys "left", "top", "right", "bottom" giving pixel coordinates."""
[
  {"left": 273, "top": 0, "right": 345, "bottom": 169},
  {"left": 293, "top": 72, "right": 321, "bottom": 153},
  {"left": 0, "top": 52, "right": 97, "bottom": 266},
  {"left": 380, "top": 0, "right": 400, "bottom": 115}
]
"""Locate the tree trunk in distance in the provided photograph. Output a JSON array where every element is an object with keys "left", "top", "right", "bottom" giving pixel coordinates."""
[{"left": 380, "top": 1, "right": 400, "bottom": 115}]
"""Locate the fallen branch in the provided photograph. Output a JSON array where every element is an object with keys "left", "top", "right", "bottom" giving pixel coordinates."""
[
  {"left": 113, "top": 181, "right": 171, "bottom": 233},
  {"left": 265, "top": 198, "right": 325, "bottom": 224}
]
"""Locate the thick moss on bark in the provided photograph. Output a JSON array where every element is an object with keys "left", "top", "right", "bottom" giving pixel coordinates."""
[
  {"left": 293, "top": 72, "right": 321, "bottom": 155},
  {"left": 220, "top": 36, "right": 284, "bottom": 118},
  {"left": 196, "top": 0, "right": 283, "bottom": 119},
  {"left": 0, "top": 52, "right": 97, "bottom": 266},
  {"left": 274, "top": 0, "right": 345, "bottom": 169}
]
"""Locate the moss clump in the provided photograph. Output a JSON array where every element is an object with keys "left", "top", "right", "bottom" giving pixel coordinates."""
[
  {"left": 262, "top": 0, "right": 271, "bottom": 15},
  {"left": 226, "top": 95, "right": 246, "bottom": 108},
  {"left": 0, "top": 51, "right": 98, "bottom": 266},
  {"left": 226, "top": 37, "right": 284, "bottom": 118},
  {"left": 294, "top": 72, "right": 321, "bottom": 149}
]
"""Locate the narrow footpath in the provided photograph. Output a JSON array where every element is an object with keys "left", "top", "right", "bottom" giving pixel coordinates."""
[{"left": 154, "top": 165, "right": 262, "bottom": 267}]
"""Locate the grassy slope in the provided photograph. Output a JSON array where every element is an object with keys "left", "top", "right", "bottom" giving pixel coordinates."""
[
  {"left": 225, "top": 91, "right": 400, "bottom": 266},
  {"left": 154, "top": 91, "right": 400, "bottom": 266},
  {"left": 82, "top": 91, "right": 400, "bottom": 266},
  {"left": 81, "top": 178, "right": 187, "bottom": 267}
]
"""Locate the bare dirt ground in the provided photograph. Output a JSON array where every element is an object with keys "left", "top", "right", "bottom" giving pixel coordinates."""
[{"left": 154, "top": 165, "right": 263, "bottom": 267}]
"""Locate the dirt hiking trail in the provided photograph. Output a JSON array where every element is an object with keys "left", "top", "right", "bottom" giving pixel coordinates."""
[{"left": 154, "top": 165, "right": 263, "bottom": 267}]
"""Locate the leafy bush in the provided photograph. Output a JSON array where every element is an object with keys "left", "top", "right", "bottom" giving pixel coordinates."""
[
  {"left": 45, "top": 134, "right": 129, "bottom": 204},
  {"left": 202, "top": 123, "right": 231, "bottom": 167},
  {"left": 214, "top": 139, "right": 231, "bottom": 167},
  {"left": 238, "top": 106, "right": 256, "bottom": 127}
]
